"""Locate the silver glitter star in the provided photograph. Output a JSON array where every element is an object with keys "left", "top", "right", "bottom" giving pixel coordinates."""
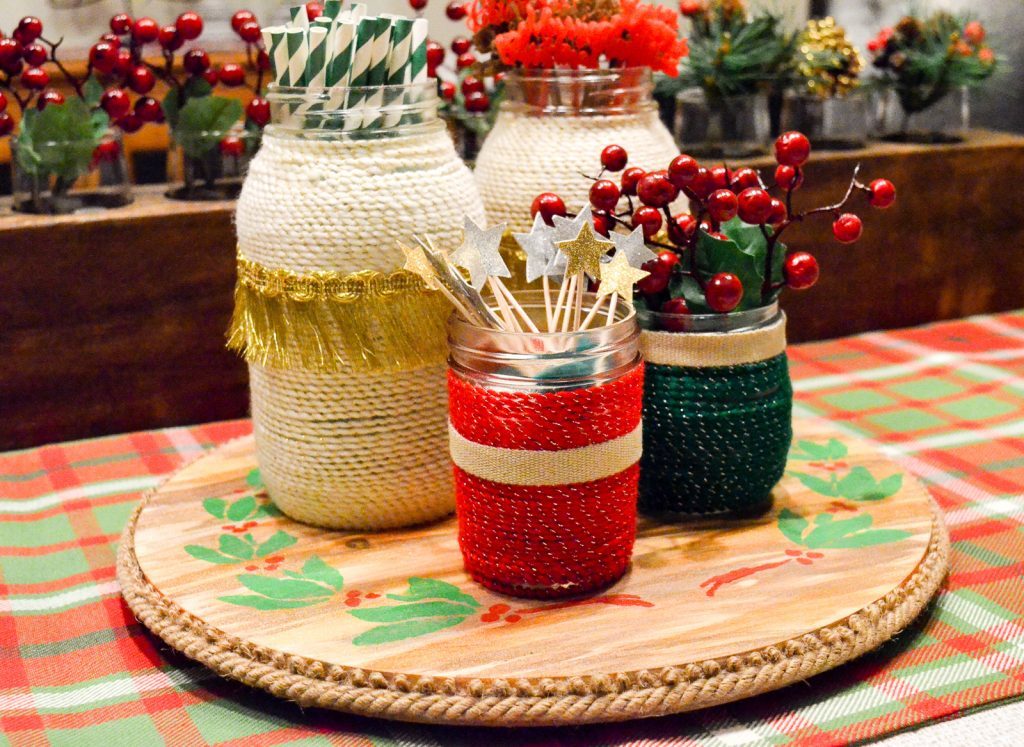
[
  {"left": 450, "top": 217, "right": 509, "bottom": 291},
  {"left": 514, "top": 214, "right": 556, "bottom": 283},
  {"left": 545, "top": 206, "right": 594, "bottom": 277},
  {"left": 611, "top": 226, "right": 657, "bottom": 268}
]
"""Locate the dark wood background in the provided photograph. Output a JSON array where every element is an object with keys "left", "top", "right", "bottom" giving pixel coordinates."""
[{"left": 2, "top": 131, "right": 1023, "bottom": 450}]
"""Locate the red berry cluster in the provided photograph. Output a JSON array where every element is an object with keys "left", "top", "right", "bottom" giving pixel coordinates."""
[
  {"left": 532, "top": 131, "right": 896, "bottom": 315},
  {"left": 90, "top": 10, "right": 268, "bottom": 134}
]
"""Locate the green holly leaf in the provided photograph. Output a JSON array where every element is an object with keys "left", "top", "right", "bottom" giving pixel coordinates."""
[
  {"left": 822, "top": 528, "right": 913, "bottom": 549},
  {"left": 349, "top": 600, "right": 478, "bottom": 623},
  {"left": 83, "top": 75, "right": 104, "bottom": 107},
  {"left": 385, "top": 577, "right": 481, "bottom": 608},
  {"left": 218, "top": 534, "right": 254, "bottom": 560},
  {"left": 162, "top": 88, "right": 181, "bottom": 130},
  {"left": 803, "top": 513, "right": 873, "bottom": 549},
  {"left": 16, "top": 98, "right": 104, "bottom": 181},
  {"left": 777, "top": 508, "right": 809, "bottom": 545},
  {"left": 218, "top": 595, "right": 322, "bottom": 610},
  {"left": 301, "top": 555, "right": 344, "bottom": 591},
  {"left": 174, "top": 95, "right": 243, "bottom": 159},
  {"left": 255, "top": 530, "right": 297, "bottom": 557},
  {"left": 667, "top": 273, "right": 713, "bottom": 314},
  {"left": 837, "top": 467, "right": 903, "bottom": 502},
  {"left": 789, "top": 439, "right": 848, "bottom": 466},
  {"left": 237, "top": 574, "right": 336, "bottom": 600},
  {"left": 184, "top": 545, "right": 238, "bottom": 564},
  {"left": 246, "top": 469, "right": 263, "bottom": 488},
  {"left": 202, "top": 497, "right": 227, "bottom": 519},
  {"left": 184, "top": 76, "right": 213, "bottom": 99},
  {"left": 694, "top": 229, "right": 763, "bottom": 311},
  {"left": 227, "top": 495, "right": 257, "bottom": 522},
  {"left": 255, "top": 503, "right": 282, "bottom": 518},
  {"left": 789, "top": 471, "right": 839, "bottom": 498},
  {"left": 352, "top": 617, "right": 466, "bottom": 646}
]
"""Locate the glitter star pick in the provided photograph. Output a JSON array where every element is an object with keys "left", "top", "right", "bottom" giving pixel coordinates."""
[
  {"left": 556, "top": 220, "right": 614, "bottom": 278},
  {"left": 400, "top": 241, "right": 439, "bottom": 290},
  {"left": 514, "top": 214, "right": 556, "bottom": 283},
  {"left": 611, "top": 226, "right": 657, "bottom": 268},
  {"left": 596, "top": 251, "right": 650, "bottom": 305},
  {"left": 450, "top": 217, "right": 509, "bottom": 290},
  {"left": 546, "top": 206, "right": 594, "bottom": 276}
]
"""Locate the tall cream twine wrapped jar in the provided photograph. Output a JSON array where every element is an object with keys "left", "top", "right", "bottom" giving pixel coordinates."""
[
  {"left": 474, "top": 67, "right": 679, "bottom": 232},
  {"left": 231, "top": 82, "right": 485, "bottom": 530}
]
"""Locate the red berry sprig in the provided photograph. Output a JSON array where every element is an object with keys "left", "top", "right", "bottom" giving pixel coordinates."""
[{"left": 533, "top": 131, "right": 896, "bottom": 315}]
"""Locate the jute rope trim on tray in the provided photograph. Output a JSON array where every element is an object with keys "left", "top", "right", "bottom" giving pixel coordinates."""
[{"left": 116, "top": 443, "right": 949, "bottom": 727}]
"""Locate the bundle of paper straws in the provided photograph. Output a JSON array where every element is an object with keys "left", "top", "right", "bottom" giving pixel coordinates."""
[{"left": 261, "top": 2, "right": 429, "bottom": 129}]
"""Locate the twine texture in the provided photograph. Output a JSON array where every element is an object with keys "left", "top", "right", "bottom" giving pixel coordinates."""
[
  {"left": 117, "top": 453, "right": 950, "bottom": 728},
  {"left": 235, "top": 128, "right": 484, "bottom": 529},
  {"left": 448, "top": 365, "right": 644, "bottom": 599},
  {"left": 473, "top": 110, "right": 679, "bottom": 232},
  {"left": 639, "top": 320, "right": 793, "bottom": 516}
]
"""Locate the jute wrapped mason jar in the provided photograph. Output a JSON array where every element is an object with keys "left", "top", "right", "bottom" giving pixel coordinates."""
[
  {"left": 448, "top": 293, "right": 644, "bottom": 598},
  {"left": 231, "top": 82, "right": 485, "bottom": 530},
  {"left": 637, "top": 304, "right": 792, "bottom": 516},
  {"left": 474, "top": 68, "right": 679, "bottom": 233}
]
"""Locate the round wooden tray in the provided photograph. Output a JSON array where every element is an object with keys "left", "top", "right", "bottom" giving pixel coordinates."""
[{"left": 118, "top": 419, "right": 948, "bottom": 727}]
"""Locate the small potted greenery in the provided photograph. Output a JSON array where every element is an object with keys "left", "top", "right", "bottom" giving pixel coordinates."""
[
  {"left": 659, "top": 0, "right": 795, "bottom": 157},
  {"left": 0, "top": 16, "right": 131, "bottom": 214},
  {"left": 869, "top": 13, "right": 997, "bottom": 143},
  {"left": 782, "top": 17, "right": 868, "bottom": 150}
]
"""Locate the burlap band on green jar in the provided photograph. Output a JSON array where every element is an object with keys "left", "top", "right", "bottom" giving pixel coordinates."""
[{"left": 638, "top": 313, "right": 792, "bottom": 516}]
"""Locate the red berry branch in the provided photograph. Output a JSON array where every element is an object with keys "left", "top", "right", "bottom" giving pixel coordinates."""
[{"left": 532, "top": 131, "right": 896, "bottom": 317}]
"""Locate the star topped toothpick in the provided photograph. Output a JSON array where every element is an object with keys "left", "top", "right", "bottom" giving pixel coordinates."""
[
  {"left": 596, "top": 251, "right": 650, "bottom": 305},
  {"left": 514, "top": 214, "right": 555, "bottom": 283},
  {"left": 400, "top": 241, "right": 440, "bottom": 290},
  {"left": 611, "top": 226, "right": 657, "bottom": 268},
  {"left": 546, "top": 206, "right": 594, "bottom": 277},
  {"left": 450, "top": 217, "right": 509, "bottom": 290},
  {"left": 556, "top": 221, "right": 614, "bottom": 279}
]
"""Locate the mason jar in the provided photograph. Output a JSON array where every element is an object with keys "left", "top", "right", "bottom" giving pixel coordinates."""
[
  {"left": 448, "top": 292, "right": 644, "bottom": 598},
  {"left": 474, "top": 67, "right": 679, "bottom": 234},
  {"left": 782, "top": 89, "right": 870, "bottom": 150},
  {"left": 232, "top": 81, "right": 485, "bottom": 530},
  {"left": 872, "top": 85, "right": 970, "bottom": 144},
  {"left": 166, "top": 126, "right": 260, "bottom": 201},
  {"left": 11, "top": 129, "right": 131, "bottom": 215},
  {"left": 674, "top": 88, "right": 771, "bottom": 158},
  {"left": 637, "top": 303, "right": 791, "bottom": 517}
]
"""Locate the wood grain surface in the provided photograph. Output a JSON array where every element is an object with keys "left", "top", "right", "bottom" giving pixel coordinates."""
[{"left": 130, "top": 419, "right": 941, "bottom": 681}]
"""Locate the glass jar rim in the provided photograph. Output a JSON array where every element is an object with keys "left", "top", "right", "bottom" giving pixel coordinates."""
[
  {"left": 503, "top": 66, "right": 653, "bottom": 82},
  {"left": 637, "top": 301, "right": 780, "bottom": 333},
  {"left": 267, "top": 81, "right": 440, "bottom": 98}
]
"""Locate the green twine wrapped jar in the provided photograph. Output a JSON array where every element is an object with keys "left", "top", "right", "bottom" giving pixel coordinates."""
[{"left": 637, "top": 303, "right": 792, "bottom": 516}]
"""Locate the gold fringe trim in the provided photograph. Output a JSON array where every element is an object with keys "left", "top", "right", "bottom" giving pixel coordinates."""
[{"left": 227, "top": 255, "right": 451, "bottom": 372}]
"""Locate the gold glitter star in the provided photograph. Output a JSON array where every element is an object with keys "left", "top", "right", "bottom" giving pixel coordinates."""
[
  {"left": 555, "top": 221, "right": 614, "bottom": 278},
  {"left": 596, "top": 251, "right": 649, "bottom": 305},
  {"left": 399, "top": 242, "right": 439, "bottom": 290}
]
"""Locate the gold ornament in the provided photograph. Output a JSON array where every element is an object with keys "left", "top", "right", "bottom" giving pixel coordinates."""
[
  {"left": 596, "top": 252, "right": 650, "bottom": 305},
  {"left": 556, "top": 222, "right": 614, "bottom": 278},
  {"left": 797, "top": 17, "right": 864, "bottom": 98},
  {"left": 227, "top": 254, "right": 451, "bottom": 373}
]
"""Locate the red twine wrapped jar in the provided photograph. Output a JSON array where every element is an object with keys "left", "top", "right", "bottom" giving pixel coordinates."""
[{"left": 447, "top": 292, "right": 644, "bottom": 599}]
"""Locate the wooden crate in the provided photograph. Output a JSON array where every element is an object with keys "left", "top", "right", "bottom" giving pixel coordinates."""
[{"left": 2, "top": 131, "right": 1023, "bottom": 449}]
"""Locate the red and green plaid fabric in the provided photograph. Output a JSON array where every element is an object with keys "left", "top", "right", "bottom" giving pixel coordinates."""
[{"left": 2, "top": 312, "right": 1023, "bottom": 747}]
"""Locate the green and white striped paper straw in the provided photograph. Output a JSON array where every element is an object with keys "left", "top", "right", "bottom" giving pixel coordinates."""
[
  {"left": 344, "top": 16, "right": 378, "bottom": 130},
  {"left": 305, "top": 25, "right": 330, "bottom": 87},
  {"left": 361, "top": 17, "right": 395, "bottom": 127},
  {"left": 262, "top": 26, "right": 288, "bottom": 87},
  {"left": 289, "top": 5, "right": 310, "bottom": 27},
  {"left": 284, "top": 28, "right": 310, "bottom": 87},
  {"left": 323, "top": 0, "right": 344, "bottom": 19},
  {"left": 349, "top": 3, "right": 368, "bottom": 21},
  {"left": 382, "top": 17, "right": 414, "bottom": 126},
  {"left": 409, "top": 18, "right": 429, "bottom": 84}
]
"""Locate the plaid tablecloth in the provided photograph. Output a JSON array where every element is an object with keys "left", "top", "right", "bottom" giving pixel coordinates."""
[{"left": 2, "top": 312, "right": 1023, "bottom": 747}]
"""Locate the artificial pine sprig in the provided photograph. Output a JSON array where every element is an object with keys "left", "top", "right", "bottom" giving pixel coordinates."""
[
  {"left": 869, "top": 13, "right": 996, "bottom": 115},
  {"left": 670, "top": 0, "right": 796, "bottom": 99}
]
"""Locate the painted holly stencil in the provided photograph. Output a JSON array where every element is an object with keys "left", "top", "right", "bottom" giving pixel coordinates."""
[
  {"left": 218, "top": 555, "right": 344, "bottom": 610},
  {"left": 184, "top": 530, "right": 295, "bottom": 566},
  {"left": 349, "top": 577, "right": 483, "bottom": 646},
  {"left": 788, "top": 438, "right": 903, "bottom": 502},
  {"left": 701, "top": 438, "right": 913, "bottom": 597}
]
